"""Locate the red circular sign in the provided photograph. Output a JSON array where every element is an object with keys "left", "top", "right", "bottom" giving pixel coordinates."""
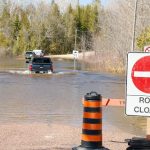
[{"left": 132, "top": 56, "right": 150, "bottom": 93}]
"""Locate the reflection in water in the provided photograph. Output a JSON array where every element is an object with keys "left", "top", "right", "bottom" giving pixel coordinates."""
[
  {"left": 0, "top": 58, "right": 146, "bottom": 136},
  {"left": 0, "top": 57, "right": 27, "bottom": 69}
]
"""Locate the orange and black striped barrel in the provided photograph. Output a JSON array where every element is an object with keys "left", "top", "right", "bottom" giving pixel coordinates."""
[
  {"left": 81, "top": 92, "right": 102, "bottom": 148},
  {"left": 72, "top": 92, "right": 109, "bottom": 150}
]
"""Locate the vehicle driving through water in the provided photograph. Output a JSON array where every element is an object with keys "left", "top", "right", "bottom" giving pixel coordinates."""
[{"left": 29, "top": 57, "right": 53, "bottom": 73}]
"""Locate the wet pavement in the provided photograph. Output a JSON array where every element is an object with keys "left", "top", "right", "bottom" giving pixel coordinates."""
[{"left": 0, "top": 57, "right": 146, "bottom": 136}]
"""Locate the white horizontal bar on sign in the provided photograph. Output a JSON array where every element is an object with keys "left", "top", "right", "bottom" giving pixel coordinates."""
[{"left": 134, "top": 71, "right": 150, "bottom": 77}]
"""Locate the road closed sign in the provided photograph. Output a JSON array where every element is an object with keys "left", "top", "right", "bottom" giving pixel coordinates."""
[{"left": 126, "top": 52, "right": 150, "bottom": 117}]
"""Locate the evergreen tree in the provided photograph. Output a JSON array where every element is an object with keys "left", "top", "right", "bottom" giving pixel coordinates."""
[
  {"left": 0, "top": 0, "right": 101, "bottom": 56},
  {"left": 137, "top": 27, "right": 150, "bottom": 50},
  {"left": 12, "top": 15, "right": 22, "bottom": 40}
]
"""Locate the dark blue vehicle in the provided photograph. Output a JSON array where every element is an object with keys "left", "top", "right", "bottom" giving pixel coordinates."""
[{"left": 29, "top": 57, "right": 53, "bottom": 73}]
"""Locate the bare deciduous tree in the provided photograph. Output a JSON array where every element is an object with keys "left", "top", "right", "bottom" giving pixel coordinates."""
[{"left": 89, "top": 0, "right": 136, "bottom": 73}]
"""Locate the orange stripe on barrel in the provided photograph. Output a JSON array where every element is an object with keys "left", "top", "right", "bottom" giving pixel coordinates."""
[
  {"left": 83, "top": 112, "right": 102, "bottom": 119},
  {"left": 82, "top": 123, "right": 102, "bottom": 130},
  {"left": 82, "top": 134, "right": 102, "bottom": 142},
  {"left": 84, "top": 101, "right": 101, "bottom": 107}
]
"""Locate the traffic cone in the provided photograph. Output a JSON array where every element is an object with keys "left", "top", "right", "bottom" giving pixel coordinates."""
[{"left": 72, "top": 92, "right": 109, "bottom": 150}]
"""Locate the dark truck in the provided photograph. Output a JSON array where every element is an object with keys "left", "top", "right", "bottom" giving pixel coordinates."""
[
  {"left": 29, "top": 57, "right": 53, "bottom": 73},
  {"left": 25, "top": 51, "right": 34, "bottom": 60}
]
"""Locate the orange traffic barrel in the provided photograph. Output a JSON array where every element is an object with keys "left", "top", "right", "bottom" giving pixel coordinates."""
[{"left": 72, "top": 92, "right": 109, "bottom": 150}]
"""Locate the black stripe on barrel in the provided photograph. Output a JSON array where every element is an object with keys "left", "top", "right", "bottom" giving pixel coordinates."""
[
  {"left": 84, "top": 107, "right": 101, "bottom": 112},
  {"left": 82, "top": 129, "right": 102, "bottom": 135},
  {"left": 83, "top": 118, "right": 101, "bottom": 124}
]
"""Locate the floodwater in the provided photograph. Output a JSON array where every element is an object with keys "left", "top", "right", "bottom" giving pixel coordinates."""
[{"left": 0, "top": 57, "right": 146, "bottom": 136}]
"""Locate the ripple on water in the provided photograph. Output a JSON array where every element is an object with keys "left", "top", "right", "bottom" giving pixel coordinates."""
[{"left": 0, "top": 59, "right": 146, "bottom": 136}]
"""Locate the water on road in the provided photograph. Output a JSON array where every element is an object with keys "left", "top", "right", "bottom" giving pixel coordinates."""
[{"left": 0, "top": 57, "right": 146, "bottom": 136}]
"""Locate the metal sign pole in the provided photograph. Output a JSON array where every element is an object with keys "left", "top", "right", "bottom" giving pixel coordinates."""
[
  {"left": 147, "top": 118, "right": 150, "bottom": 140},
  {"left": 73, "top": 50, "right": 79, "bottom": 70},
  {"left": 74, "top": 57, "right": 76, "bottom": 70}
]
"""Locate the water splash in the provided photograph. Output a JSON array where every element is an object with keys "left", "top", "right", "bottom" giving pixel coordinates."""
[
  {"left": 7, "top": 69, "right": 77, "bottom": 76},
  {"left": 8, "top": 70, "right": 31, "bottom": 75}
]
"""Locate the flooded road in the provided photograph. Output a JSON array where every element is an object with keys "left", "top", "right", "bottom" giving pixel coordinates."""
[{"left": 0, "top": 57, "right": 146, "bottom": 136}]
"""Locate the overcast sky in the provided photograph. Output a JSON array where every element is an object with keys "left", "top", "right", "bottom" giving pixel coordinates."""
[
  {"left": 8, "top": 0, "right": 109, "bottom": 6},
  {"left": 0, "top": 0, "right": 109, "bottom": 9},
  {"left": 80, "top": 0, "right": 109, "bottom": 5}
]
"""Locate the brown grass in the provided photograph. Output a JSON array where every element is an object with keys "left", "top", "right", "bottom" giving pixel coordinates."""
[{"left": 81, "top": 51, "right": 126, "bottom": 74}]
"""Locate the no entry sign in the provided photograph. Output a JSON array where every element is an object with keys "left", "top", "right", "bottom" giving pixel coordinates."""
[
  {"left": 132, "top": 56, "right": 150, "bottom": 93},
  {"left": 126, "top": 52, "right": 150, "bottom": 117}
]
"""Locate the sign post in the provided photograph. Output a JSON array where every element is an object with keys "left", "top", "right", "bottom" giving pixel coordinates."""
[
  {"left": 72, "top": 50, "right": 79, "bottom": 70},
  {"left": 147, "top": 118, "right": 150, "bottom": 139}
]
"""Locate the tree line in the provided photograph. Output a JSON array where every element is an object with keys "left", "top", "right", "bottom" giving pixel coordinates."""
[
  {"left": 86, "top": 0, "right": 150, "bottom": 73},
  {"left": 0, "top": 0, "right": 100, "bottom": 56},
  {"left": 1, "top": 0, "right": 149, "bottom": 73}
]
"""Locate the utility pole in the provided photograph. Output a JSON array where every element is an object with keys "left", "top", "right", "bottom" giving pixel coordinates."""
[
  {"left": 77, "top": 0, "right": 79, "bottom": 6},
  {"left": 73, "top": 29, "right": 78, "bottom": 70},
  {"left": 74, "top": 29, "right": 77, "bottom": 50},
  {"left": 131, "top": 0, "right": 138, "bottom": 51},
  {"left": 74, "top": 0, "right": 79, "bottom": 50}
]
